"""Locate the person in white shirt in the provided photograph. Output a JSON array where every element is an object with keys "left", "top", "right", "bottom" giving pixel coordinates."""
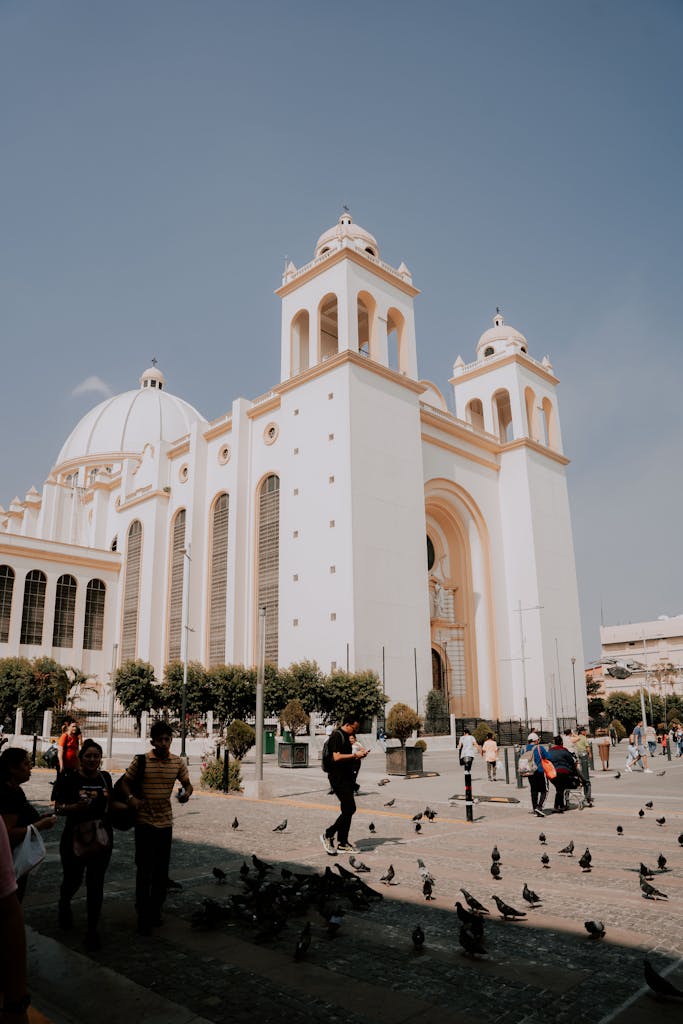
[
  {"left": 457, "top": 729, "right": 480, "bottom": 772},
  {"left": 481, "top": 733, "right": 499, "bottom": 781}
]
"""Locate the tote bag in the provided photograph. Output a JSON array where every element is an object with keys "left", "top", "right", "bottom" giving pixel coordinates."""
[
  {"left": 13, "top": 824, "right": 46, "bottom": 879},
  {"left": 541, "top": 757, "right": 557, "bottom": 780}
]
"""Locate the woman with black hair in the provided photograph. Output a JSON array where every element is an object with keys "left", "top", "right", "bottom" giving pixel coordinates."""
[
  {"left": 0, "top": 747, "right": 56, "bottom": 901},
  {"left": 53, "top": 738, "right": 113, "bottom": 950}
]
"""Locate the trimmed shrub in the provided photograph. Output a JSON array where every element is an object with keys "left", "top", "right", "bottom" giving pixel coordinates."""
[
  {"left": 279, "top": 698, "right": 310, "bottom": 737},
  {"left": 473, "top": 721, "right": 495, "bottom": 745},
  {"left": 200, "top": 757, "right": 241, "bottom": 792},
  {"left": 225, "top": 720, "right": 255, "bottom": 759},
  {"left": 414, "top": 738, "right": 427, "bottom": 751},
  {"left": 386, "top": 703, "right": 422, "bottom": 747}
]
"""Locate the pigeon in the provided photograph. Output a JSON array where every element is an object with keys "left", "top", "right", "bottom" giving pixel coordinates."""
[
  {"left": 414, "top": 822, "right": 422, "bottom": 834},
  {"left": 522, "top": 883, "right": 542, "bottom": 907},
  {"left": 239, "top": 861, "right": 250, "bottom": 879},
  {"left": 579, "top": 851, "right": 592, "bottom": 873},
  {"left": 640, "top": 863, "right": 654, "bottom": 879},
  {"left": 455, "top": 901, "right": 484, "bottom": 931},
  {"left": 644, "top": 958, "right": 683, "bottom": 998},
  {"left": 656, "top": 817, "right": 666, "bottom": 827},
  {"left": 559, "top": 840, "right": 575, "bottom": 857},
  {"left": 423, "top": 878, "right": 435, "bottom": 900},
  {"left": 491, "top": 845, "right": 501, "bottom": 864},
  {"left": 656, "top": 770, "right": 666, "bottom": 776},
  {"left": 584, "top": 920, "right": 606, "bottom": 939},
  {"left": 645, "top": 801, "right": 654, "bottom": 809},
  {"left": 460, "top": 888, "right": 489, "bottom": 914},
  {"left": 411, "top": 924, "right": 425, "bottom": 950},
  {"left": 490, "top": 862, "right": 501, "bottom": 880},
  {"left": 212, "top": 867, "right": 227, "bottom": 884},
  {"left": 417, "top": 859, "right": 435, "bottom": 885},
  {"left": 252, "top": 854, "right": 273, "bottom": 876},
  {"left": 231, "top": 817, "right": 239, "bottom": 830},
  {"left": 191, "top": 898, "right": 230, "bottom": 930},
  {"left": 538, "top": 833, "right": 547, "bottom": 845},
  {"left": 322, "top": 905, "right": 345, "bottom": 937},
  {"left": 658, "top": 853, "right": 668, "bottom": 872},
  {"left": 459, "top": 923, "right": 487, "bottom": 957},
  {"left": 638, "top": 809, "right": 645, "bottom": 818},
  {"left": 541, "top": 853, "right": 550, "bottom": 868},
  {"left": 349, "top": 855, "right": 371, "bottom": 873},
  {"left": 640, "top": 877, "right": 668, "bottom": 900},
  {"left": 384, "top": 798, "right": 395, "bottom": 807},
  {"left": 614, "top": 771, "right": 621, "bottom": 779},
  {"left": 377, "top": 778, "right": 390, "bottom": 786},
  {"left": 380, "top": 864, "right": 395, "bottom": 885},
  {"left": 166, "top": 878, "right": 183, "bottom": 892},
  {"left": 582, "top": 847, "right": 592, "bottom": 866},
  {"left": 273, "top": 819, "right": 288, "bottom": 832},
  {"left": 294, "top": 922, "right": 311, "bottom": 961},
  {"left": 412, "top": 812, "right": 423, "bottom": 822},
  {"left": 492, "top": 894, "right": 526, "bottom": 920},
  {"left": 616, "top": 826, "right": 623, "bottom": 836},
  {"left": 425, "top": 807, "right": 438, "bottom": 821},
  {"left": 281, "top": 867, "right": 292, "bottom": 881},
  {"left": 368, "top": 822, "right": 376, "bottom": 833},
  {"left": 679, "top": 833, "right": 683, "bottom": 847}
]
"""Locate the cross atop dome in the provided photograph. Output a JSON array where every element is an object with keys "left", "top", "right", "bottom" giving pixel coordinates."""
[{"left": 139, "top": 363, "right": 166, "bottom": 391}]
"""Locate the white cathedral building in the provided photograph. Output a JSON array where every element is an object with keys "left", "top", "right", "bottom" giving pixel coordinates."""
[{"left": 0, "top": 213, "right": 586, "bottom": 724}]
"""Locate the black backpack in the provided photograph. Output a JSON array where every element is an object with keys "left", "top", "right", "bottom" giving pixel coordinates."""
[
  {"left": 110, "top": 754, "right": 146, "bottom": 830},
  {"left": 321, "top": 730, "right": 341, "bottom": 774}
]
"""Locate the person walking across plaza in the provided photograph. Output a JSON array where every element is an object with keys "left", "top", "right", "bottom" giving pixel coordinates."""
[
  {"left": 522, "top": 733, "right": 548, "bottom": 817},
  {"left": 481, "top": 733, "right": 499, "bottom": 781},
  {"left": 320, "top": 714, "right": 367, "bottom": 855},
  {"left": 120, "top": 721, "right": 192, "bottom": 935},
  {"left": 457, "top": 728, "right": 480, "bottom": 772},
  {"left": 632, "top": 720, "right": 652, "bottom": 772}
]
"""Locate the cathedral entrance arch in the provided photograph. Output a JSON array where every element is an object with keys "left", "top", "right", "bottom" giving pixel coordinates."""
[{"left": 424, "top": 479, "right": 499, "bottom": 719}]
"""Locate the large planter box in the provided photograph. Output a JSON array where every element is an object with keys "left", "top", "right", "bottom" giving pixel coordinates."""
[
  {"left": 277, "top": 741, "right": 309, "bottom": 768},
  {"left": 385, "top": 746, "right": 424, "bottom": 775}
]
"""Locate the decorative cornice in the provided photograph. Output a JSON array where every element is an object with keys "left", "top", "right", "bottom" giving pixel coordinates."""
[
  {"left": 450, "top": 353, "right": 560, "bottom": 387},
  {"left": 117, "top": 488, "right": 171, "bottom": 512},
  {"left": 246, "top": 395, "right": 282, "bottom": 420},
  {"left": 167, "top": 440, "right": 191, "bottom": 460},
  {"left": 419, "top": 409, "right": 501, "bottom": 453},
  {"left": 275, "top": 245, "right": 420, "bottom": 299},
  {"left": 203, "top": 417, "right": 233, "bottom": 441},
  {"left": 501, "top": 438, "right": 570, "bottom": 465},
  {"left": 0, "top": 541, "right": 121, "bottom": 573},
  {"left": 421, "top": 433, "right": 500, "bottom": 472}
]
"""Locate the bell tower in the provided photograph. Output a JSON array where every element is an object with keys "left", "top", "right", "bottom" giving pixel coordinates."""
[{"left": 276, "top": 211, "right": 420, "bottom": 381}]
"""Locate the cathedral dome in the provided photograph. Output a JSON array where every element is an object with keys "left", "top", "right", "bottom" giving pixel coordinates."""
[
  {"left": 476, "top": 311, "right": 528, "bottom": 359},
  {"left": 314, "top": 211, "right": 380, "bottom": 259},
  {"left": 54, "top": 365, "right": 208, "bottom": 468}
]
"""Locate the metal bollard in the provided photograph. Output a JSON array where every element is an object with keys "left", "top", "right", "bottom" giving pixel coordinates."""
[
  {"left": 504, "top": 747, "right": 510, "bottom": 785},
  {"left": 464, "top": 768, "right": 474, "bottom": 822},
  {"left": 667, "top": 740, "right": 672, "bottom": 762},
  {"left": 222, "top": 745, "right": 230, "bottom": 793},
  {"left": 513, "top": 747, "right": 524, "bottom": 789}
]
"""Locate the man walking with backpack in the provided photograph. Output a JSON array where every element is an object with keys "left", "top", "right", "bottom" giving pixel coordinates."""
[{"left": 320, "top": 714, "right": 368, "bottom": 855}]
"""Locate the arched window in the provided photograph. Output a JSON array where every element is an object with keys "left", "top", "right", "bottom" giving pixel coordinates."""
[
  {"left": 167, "top": 509, "right": 186, "bottom": 662},
  {"left": 208, "top": 493, "right": 229, "bottom": 667},
  {"left": 492, "top": 389, "right": 513, "bottom": 443},
  {"left": 318, "top": 294, "right": 338, "bottom": 362},
  {"left": 0, "top": 565, "right": 15, "bottom": 643},
  {"left": 52, "top": 574, "right": 77, "bottom": 648},
  {"left": 20, "top": 569, "right": 46, "bottom": 645},
  {"left": 541, "top": 397, "right": 557, "bottom": 449},
  {"left": 257, "top": 475, "right": 280, "bottom": 665},
  {"left": 524, "top": 386, "right": 539, "bottom": 441},
  {"left": 387, "top": 307, "right": 406, "bottom": 373},
  {"left": 466, "top": 398, "right": 485, "bottom": 432},
  {"left": 357, "top": 291, "right": 376, "bottom": 358},
  {"left": 83, "top": 579, "right": 106, "bottom": 650},
  {"left": 290, "top": 310, "right": 310, "bottom": 376},
  {"left": 121, "top": 520, "right": 142, "bottom": 661}
]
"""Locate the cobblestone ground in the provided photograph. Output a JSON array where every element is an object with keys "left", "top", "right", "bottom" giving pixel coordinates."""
[{"left": 21, "top": 748, "right": 683, "bottom": 1024}]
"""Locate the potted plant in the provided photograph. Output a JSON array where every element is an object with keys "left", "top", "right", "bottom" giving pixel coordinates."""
[
  {"left": 277, "top": 698, "right": 310, "bottom": 767},
  {"left": 385, "top": 703, "right": 424, "bottom": 775}
]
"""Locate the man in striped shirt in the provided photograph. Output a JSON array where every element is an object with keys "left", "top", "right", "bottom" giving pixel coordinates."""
[{"left": 121, "top": 720, "right": 193, "bottom": 935}]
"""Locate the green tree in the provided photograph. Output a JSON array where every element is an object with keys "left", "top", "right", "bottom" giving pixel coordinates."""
[
  {"left": 604, "top": 691, "right": 641, "bottom": 733},
  {"left": 423, "top": 689, "right": 449, "bottom": 735},
  {"left": 115, "top": 660, "right": 160, "bottom": 736},
  {"left": 263, "top": 664, "right": 294, "bottom": 718},
  {"left": 160, "top": 661, "right": 212, "bottom": 717},
  {"left": 318, "top": 669, "right": 387, "bottom": 725},
  {"left": 279, "top": 698, "right": 310, "bottom": 737},
  {"left": 225, "top": 720, "right": 256, "bottom": 759},
  {"left": 20, "top": 658, "right": 70, "bottom": 725},
  {"left": 0, "top": 657, "right": 33, "bottom": 728},
  {"left": 207, "top": 664, "right": 256, "bottom": 731},
  {"left": 278, "top": 660, "right": 324, "bottom": 713},
  {"left": 386, "top": 702, "right": 422, "bottom": 747}
]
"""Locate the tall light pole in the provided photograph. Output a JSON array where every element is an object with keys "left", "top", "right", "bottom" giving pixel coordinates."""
[
  {"left": 254, "top": 606, "right": 266, "bottom": 785},
  {"left": 517, "top": 600, "right": 543, "bottom": 727},
  {"left": 106, "top": 643, "right": 119, "bottom": 761},
  {"left": 180, "top": 545, "right": 192, "bottom": 758},
  {"left": 571, "top": 656, "right": 578, "bottom": 725}
]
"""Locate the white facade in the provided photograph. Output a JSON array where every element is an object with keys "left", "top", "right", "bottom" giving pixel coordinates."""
[
  {"left": 600, "top": 615, "right": 683, "bottom": 697},
  {"left": 0, "top": 213, "right": 586, "bottom": 723}
]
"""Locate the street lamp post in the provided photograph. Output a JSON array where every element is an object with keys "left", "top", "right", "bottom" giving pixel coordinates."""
[
  {"left": 180, "top": 545, "right": 192, "bottom": 758},
  {"left": 254, "top": 606, "right": 266, "bottom": 785},
  {"left": 571, "top": 656, "right": 578, "bottom": 725}
]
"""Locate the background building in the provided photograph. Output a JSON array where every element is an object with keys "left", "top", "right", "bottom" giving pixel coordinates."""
[
  {"left": 0, "top": 213, "right": 586, "bottom": 724},
  {"left": 599, "top": 615, "right": 683, "bottom": 699}
]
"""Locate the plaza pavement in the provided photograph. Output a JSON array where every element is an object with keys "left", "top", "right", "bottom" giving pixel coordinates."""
[{"left": 18, "top": 741, "right": 683, "bottom": 1024}]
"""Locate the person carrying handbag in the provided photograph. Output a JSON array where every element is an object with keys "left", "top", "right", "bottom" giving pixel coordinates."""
[
  {"left": 53, "top": 739, "right": 113, "bottom": 951},
  {"left": 0, "top": 748, "right": 56, "bottom": 902}
]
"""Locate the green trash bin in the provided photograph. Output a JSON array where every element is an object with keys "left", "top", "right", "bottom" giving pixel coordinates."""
[
  {"left": 264, "top": 729, "right": 275, "bottom": 755},
  {"left": 282, "top": 729, "right": 292, "bottom": 744}
]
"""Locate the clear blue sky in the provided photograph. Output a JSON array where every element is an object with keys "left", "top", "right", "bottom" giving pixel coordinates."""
[{"left": 2, "top": 0, "right": 682, "bottom": 660}]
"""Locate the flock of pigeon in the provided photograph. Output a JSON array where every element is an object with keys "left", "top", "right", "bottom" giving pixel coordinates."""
[{"left": 193, "top": 786, "right": 683, "bottom": 1002}]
